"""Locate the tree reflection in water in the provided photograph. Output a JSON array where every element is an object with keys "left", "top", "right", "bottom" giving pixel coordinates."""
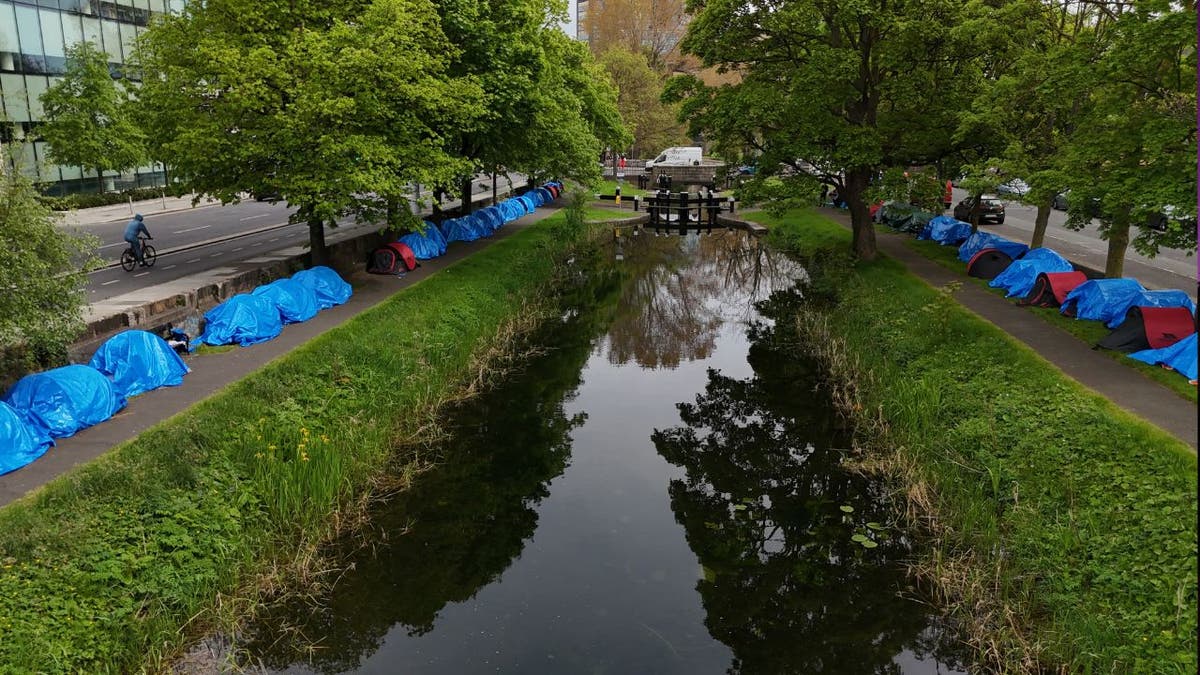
[
  {"left": 652, "top": 290, "right": 966, "bottom": 674},
  {"left": 605, "top": 231, "right": 806, "bottom": 369}
]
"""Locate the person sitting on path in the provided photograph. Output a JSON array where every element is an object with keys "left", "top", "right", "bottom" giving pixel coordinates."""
[{"left": 123, "top": 214, "right": 152, "bottom": 267}]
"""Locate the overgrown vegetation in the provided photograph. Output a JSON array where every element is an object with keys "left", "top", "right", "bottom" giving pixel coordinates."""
[
  {"left": 903, "top": 237, "right": 1198, "bottom": 402},
  {"left": 0, "top": 212, "right": 596, "bottom": 672},
  {"left": 752, "top": 208, "right": 1197, "bottom": 672}
]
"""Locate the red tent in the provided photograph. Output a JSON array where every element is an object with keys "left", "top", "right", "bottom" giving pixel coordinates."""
[
  {"left": 366, "top": 242, "right": 418, "bottom": 275},
  {"left": 1018, "top": 271, "right": 1088, "bottom": 307}
]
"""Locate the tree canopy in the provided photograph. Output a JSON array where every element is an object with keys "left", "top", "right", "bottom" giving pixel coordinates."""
[{"left": 597, "top": 47, "right": 688, "bottom": 158}]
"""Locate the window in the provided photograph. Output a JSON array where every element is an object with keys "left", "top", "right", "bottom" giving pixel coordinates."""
[
  {"left": 24, "top": 74, "right": 49, "bottom": 118},
  {"left": 61, "top": 12, "right": 83, "bottom": 49},
  {"left": 0, "top": 3, "right": 19, "bottom": 72},
  {"left": 1, "top": 74, "right": 30, "bottom": 121},
  {"left": 100, "top": 19, "right": 121, "bottom": 61},
  {"left": 15, "top": 5, "right": 47, "bottom": 72},
  {"left": 39, "top": 8, "right": 67, "bottom": 73}
]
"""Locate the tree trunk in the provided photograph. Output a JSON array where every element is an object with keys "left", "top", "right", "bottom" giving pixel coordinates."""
[
  {"left": 460, "top": 175, "right": 474, "bottom": 214},
  {"left": 308, "top": 217, "right": 328, "bottom": 266},
  {"left": 491, "top": 169, "right": 497, "bottom": 205},
  {"left": 844, "top": 168, "right": 877, "bottom": 260},
  {"left": 1030, "top": 201, "right": 1052, "bottom": 248},
  {"left": 1104, "top": 207, "right": 1131, "bottom": 278},
  {"left": 96, "top": 168, "right": 105, "bottom": 194}
]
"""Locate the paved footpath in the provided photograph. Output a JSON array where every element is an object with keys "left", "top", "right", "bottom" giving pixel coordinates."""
[
  {"left": 0, "top": 207, "right": 560, "bottom": 508},
  {"left": 821, "top": 210, "right": 1197, "bottom": 450}
]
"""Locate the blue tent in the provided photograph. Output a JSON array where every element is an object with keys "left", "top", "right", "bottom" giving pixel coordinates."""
[
  {"left": 2, "top": 365, "right": 127, "bottom": 439},
  {"left": 518, "top": 193, "right": 538, "bottom": 214},
  {"left": 477, "top": 206, "right": 504, "bottom": 231},
  {"left": 1061, "top": 278, "right": 1146, "bottom": 322},
  {"left": 534, "top": 187, "right": 553, "bottom": 205},
  {"left": 201, "top": 293, "right": 284, "bottom": 347},
  {"left": 917, "top": 216, "right": 973, "bottom": 246},
  {"left": 1105, "top": 289, "right": 1196, "bottom": 328},
  {"left": 88, "top": 330, "right": 190, "bottom": 398},
  {"left": 439, "top": 217, "right": 480, "bottom": 243},
  {"left": 253, "top": 278, "right": 320, "bottom": 324},
  {"left": 1129, "top": 332, "right": 1198, "bottom": 381},
  {"left": 463, "top": 214, "right": 492, "bottom": 238},
  {"left": 1, "top": 400, "right": 53, "bottom": 476},
  {"left": 958, "top": 232, "right": 1030, "bottom": 263},
  {"left": 292, "top": 266, "right": 352, "bottom": 309},
  {"left": 989, "top": 248, "right": 1073, "bottom": 298},
  {"left": 398, "top": 221, "right": 447, "bottom": 259},
  {"left": 499, "top": 199, "right": 524, "bottom": 222}
]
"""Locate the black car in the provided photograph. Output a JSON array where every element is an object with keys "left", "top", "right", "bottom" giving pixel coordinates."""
[
  {"left": 1146, "top": 205, "right": 1196, "bottom": 233},
  {"left": 953, "top": 195, "right": 1005, "bottom": 224},
  {"left": 1052, "top": 190, "right": 1101, "bottom": 215}
]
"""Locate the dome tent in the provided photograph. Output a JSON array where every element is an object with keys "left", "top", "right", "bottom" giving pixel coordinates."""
[
  {"left": 988, "top": 248, "right": 1073, "bottom": 298},
  {"left": 439, "top": 217, "right": 481, "bottom": 243},
  {"left": 253, "top": 278, "right": 320, "bottom": 324},
  {"left": 1060, "top": 278, "right": 1146, "bottom": 322},
  {"left": 1018, "top": 271, "right": 1089, "bottom": 308},
  {"left": 291, "top": 266, "right": 352, "bottom": 309},
  {"left": 88, "top": 330, "right": 190, "bottom": 398},
  {"left": 200, "top": 293, "right": 284, "bottom": 347},
  {"left": 398, "top": 221, "right": 447, "bottom": 259},
  {"left": 1129, "top": 332, "right": 1198, "bottom": 382},
  {"left": 1097, "top": 306, "right": 1195, "bottom": 352},
  {"left": 957, "top": 232, "right": 1029, "bottom": 263},
  {"left": 1103, "top": 289, "right": 1195, "bottom": 328},
  {"left": 1, "top": 401, "right": 53, "bottom": 476},
  {"left": 2, "top": 364, "right": 127, "bottom": 439},
  {"left": 965, "top": 248, "right": 1016, "bottom": 280}
]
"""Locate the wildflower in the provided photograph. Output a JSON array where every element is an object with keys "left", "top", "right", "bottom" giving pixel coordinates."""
[
  {"left": 268, "top": 444, "right": 277, "bottom": 452},
  {"left": 300, "top": 427, "right": 309, "bottom": 436},
  {"left": 301, "top": 452, "right": 310, "bottom": 462},
  {"left": 321, "top": 434, "right": 330, "bottom": 443},
  {"left": 255, "top": 452, "right": 264, "bottom": 459}
]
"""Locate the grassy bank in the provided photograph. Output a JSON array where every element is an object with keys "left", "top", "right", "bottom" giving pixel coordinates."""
[
  {"left": 753, "top": 209, "right": 1197, "bottom": 672},
  {"left": 0, "top": 212, "right": 596, "bottom": 672},
  {"left": 904, "top": 237, "right": 1197, "bottom": 402}
]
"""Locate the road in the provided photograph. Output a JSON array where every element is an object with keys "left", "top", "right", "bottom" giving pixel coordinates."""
[
  {"left": 78, "top": 177, "right": 520, "bottom": 302},
  {"left": 952, "top": 189, "right": 1196, "bottom": 297}
]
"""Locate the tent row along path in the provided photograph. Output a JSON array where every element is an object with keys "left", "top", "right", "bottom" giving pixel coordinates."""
[
  {"left": 0, "top": 183, "right": 565, "bottom": 477},
  {"left": 910, "top": 215, "right": 1197, "bottom": 384}
]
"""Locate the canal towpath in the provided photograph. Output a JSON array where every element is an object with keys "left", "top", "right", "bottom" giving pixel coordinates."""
[{"left": 0, "top": 206, "right": 562, "bottom": 509}]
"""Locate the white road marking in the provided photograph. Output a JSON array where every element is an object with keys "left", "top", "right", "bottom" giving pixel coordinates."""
[
  {"left": 186, "top": 258, "right": 201, "bottom": 264},
  {"left": 135, "top": 272, "right": 149, "bottom": 278},
  {"left": 173, "top": 224, "right": 211, "bottom": 234},
  {"left": 251, "top": 241, "right": 265, "bottom": 246},
  {"left": 268, "top": 238, "right": 280, "bottom": 243},
  {"left": 232, "top": 247, "right": 244, "bottom": 252},
  {"left": 209, "top": 252, "right": 221, "bottom": 257},
  {"left": 239, "top": 214, "right": 270, "bottom": 221},
  {"left": 164, "top": 264, "right": 177, "bottom": 270},
  {"left": 101, "top": 279, "right": 119, "bottom": 286}
]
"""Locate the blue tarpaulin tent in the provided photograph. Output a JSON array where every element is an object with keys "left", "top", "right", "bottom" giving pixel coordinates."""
[
  {"left": 499, "top": 199, "right": 524, "bottom": 222},
  {"left": 201, "top": 294, "right": 284, "bottom": 347},
  {"left": 534, "top": 187, "right": 553, "bottom": 205},
  {"left": 1060, "top": 278, "right": 1146, "bottom": 322},
  {"left": 1, "top": 400, "right": 53, "bottom": 475},
  {"left": 292, "top": 266, "right": 352, "bottom": 309},
  {"left": 2, "top": 364, "right": 126, "bottom": 439},
  {"left": 1129, "top": 332, "right": 1198, "bottom": 381},
  {"left": 439, "top": 217, "right": 480, "bottom": 243},
  {"left": 918, "top": 216, "right": 973, "bottom": 245},
  {"left": 1104, "top": 289, "right": 1196, "bottom": 328},
  {"left": 398, "top": 221, "right": 447, "bottom": 259},
  {"left": 477, "top": 206, "right": 504, "bottom": 231},
  {"left": 88, "top": 330, "right": 190, "bottom": 398},
  {"left": 989, "top": 248, "right": 1073, "bottom": 298},
  {"left": 253, "top": 278, "right": 320, "bottom": 324},
  {"left": 957, "top": 232, "right": 1030, "bottom": 262},
  {"left": 464, "top": 214, "right": 492, "bottom": 238},
  {"left": 518, "top": 193, "right": 538, "bottom": 214}
]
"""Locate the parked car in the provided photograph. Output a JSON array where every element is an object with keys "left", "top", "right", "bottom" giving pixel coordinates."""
[
  {"left": 995, "top": 179, "right": 1030, "bottom": 197},
  {"left": 1146, "top": 205, "right": 1197, "bottom": 233},
  {"left": 953, "top": 195, "right": 1006, "bottom": 224},
  {"left": 1052, "top": 190, "right": 1101, "bottom": 216}
]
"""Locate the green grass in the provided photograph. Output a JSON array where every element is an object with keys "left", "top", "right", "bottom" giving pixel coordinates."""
[
  {"left": 594, "top": 178, "right": 648, "bottom": 198},
  {"left": 751, "top": 209, "right": 1197, "bottom": 672},
  {"left": 0, "top": 212, "right": 590, "bottom": 672},
  {"left": 904, "top": 237, "right": 1198, "bottom": 402}
]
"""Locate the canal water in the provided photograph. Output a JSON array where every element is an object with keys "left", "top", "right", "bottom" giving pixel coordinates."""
[{"left": 242, "top": 231, "right": 966, "bottom": 674}]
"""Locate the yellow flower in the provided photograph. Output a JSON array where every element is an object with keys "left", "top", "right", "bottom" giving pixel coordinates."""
[
  {"left": 321, "top": 434, "right": 330, "bottom": 443},
  {"left": 268, "top": 444, "right": 277, "bottom": 452},
  {"left": 297, "top": 442, "right": 306, "bottom": 450},
  {"left": 300, "top": 427, "right": 309, "bottom": 436},
  {"left": 255, "top": 452, "right": 263, "bottom": 459},
  {"left": 301, "top": 452, "right": 310, "bottom": 462}
]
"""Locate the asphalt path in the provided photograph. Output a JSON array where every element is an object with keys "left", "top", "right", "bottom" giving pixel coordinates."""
[
  {"left": 951, "top": 188, "right": 1196, "bottom": 297},
  {"left": 79, "top": 177, "right": 519, "bottom": 302}
]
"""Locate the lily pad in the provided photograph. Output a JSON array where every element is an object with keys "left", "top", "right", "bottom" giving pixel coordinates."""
[{"left": 839, "top": 505, "right": 854, "bottom": 513}]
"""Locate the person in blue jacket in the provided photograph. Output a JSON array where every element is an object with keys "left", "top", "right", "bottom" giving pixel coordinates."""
[{"left": 123, "top": 214, "right": 152, "bottom": 266}]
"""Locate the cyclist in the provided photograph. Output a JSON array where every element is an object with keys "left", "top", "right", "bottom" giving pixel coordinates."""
[{"left": 123, "top": 214, "right": 152, "bottom": 267}]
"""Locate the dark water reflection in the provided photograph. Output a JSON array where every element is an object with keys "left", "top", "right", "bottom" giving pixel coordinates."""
[{"left": 243, "top": 232, "right": 966, "bottom": 674}]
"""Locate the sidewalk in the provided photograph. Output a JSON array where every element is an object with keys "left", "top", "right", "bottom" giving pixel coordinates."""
[
  {"left": 58, "top": 193, "right": 226, "bottom": 227},
  {"left": 0, "top": 206, "right": 561, "bottom": 508},
  {"left": 824, "top": 210, "right": 1197, "bottom": 449}
]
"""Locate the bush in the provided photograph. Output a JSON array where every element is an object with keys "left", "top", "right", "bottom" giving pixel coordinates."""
[{"left": 37, "top": 187, "right": 171, "bottom": 211}]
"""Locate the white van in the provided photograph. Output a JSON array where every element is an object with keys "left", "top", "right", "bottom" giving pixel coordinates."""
[{"left": 644, "top": 146, "right": 703, "bottom": 169}]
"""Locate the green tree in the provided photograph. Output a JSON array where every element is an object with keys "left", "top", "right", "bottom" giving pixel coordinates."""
[
  {"left": 38, "top": 41, "right": 146, "bottom": 194},
  {"left": 0, "top": 163, "right": 98, "bottom": 372},
  {"left": 597, "top": 47, "right": 687, "bottom": 157},
  {"left": 667, "top": 0, "right": 992, "bottom": 260},
  {"left": 135, "top": 0, "right": 480, "bottom": 262},
  {"left": 1060, "top": 2, "right": 1197, "bottom": 276}
]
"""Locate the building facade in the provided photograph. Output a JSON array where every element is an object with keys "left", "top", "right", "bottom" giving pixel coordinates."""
[{"left": 0, "top": 0, "right": 184, "bottom": 194}]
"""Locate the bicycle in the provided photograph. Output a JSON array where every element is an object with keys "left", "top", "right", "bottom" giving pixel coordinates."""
[{"left": 119, "top": 235, "right": 156, "bottom": 272}]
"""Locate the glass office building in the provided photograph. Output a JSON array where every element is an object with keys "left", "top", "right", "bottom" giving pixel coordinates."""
[{"left": 0, "top": 0, "right": 185, "bottom": 194}]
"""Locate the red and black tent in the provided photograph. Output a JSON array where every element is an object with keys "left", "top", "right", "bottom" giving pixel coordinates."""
[
  {"left": 367, "top": 242, "right": 418, "bottom": 275},
  {"left": 966, "top": 248, "right": 1016, "bottom": 280},
  {"left": 1096, "top": 306, "right": 1196, "bottom": 352},
  {"left": 1018, "top": 271, "right": 1088, "bottom": 308}
]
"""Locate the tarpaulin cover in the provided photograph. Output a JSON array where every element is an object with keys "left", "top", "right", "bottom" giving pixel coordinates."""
[
  {"left": 292, "top": 266, "right": 352, "bottom": 309},
  {"left": 2, "top": 364, "right": 126, "bottom": 439},
  {"left": 546, "top": 184, "right": 560, "bottom": 199},
  {"left": 201, "top": 293, "right": 284, "bottom": 347},
  {"left": 476, "top": 206, "right": 504, "bottom": 231},
  {"left": 88, "top": 329, "right": 190, "bottom": 398},
  {"left": 499, "top": 199, "right": 524, "bottom": 222},
  {"left": 989, "top": 248, "right": 1073, "bottom": 298},
  {"left": 398, "top": 221, "right": 447, "bottom": 259},
  {"left": 253, "top": 278, "right": 320, "bottom": 324},
  {"left": 1129, "top": 332, "right": 1198, "bottom": 381},
  {"left": 1105, "top": 289, "right": 1196, "bottom": 328},
  {"left": 918, "top": 216, "right": 973, "bottom": 245},
  {"left": 957, "top": 232, "right": 1029, "bottom": 262},
  {"left": 0, "top": 400, "right": 53, "bottom": 475},
  {"left": 517, "top": 193, "right": 538, "bottom": 214},
  {"left": 439, "top": 217, "right": 480, "bottom": 243},
  {"left": 534, "top": 187, "right": 553, "bottom": 205},
  {"left": 1061, "top": 278, "right": 1146, "bottom": 322},
  {"left": 464, "top": 214, "right": 492, "bottom": 238}
]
